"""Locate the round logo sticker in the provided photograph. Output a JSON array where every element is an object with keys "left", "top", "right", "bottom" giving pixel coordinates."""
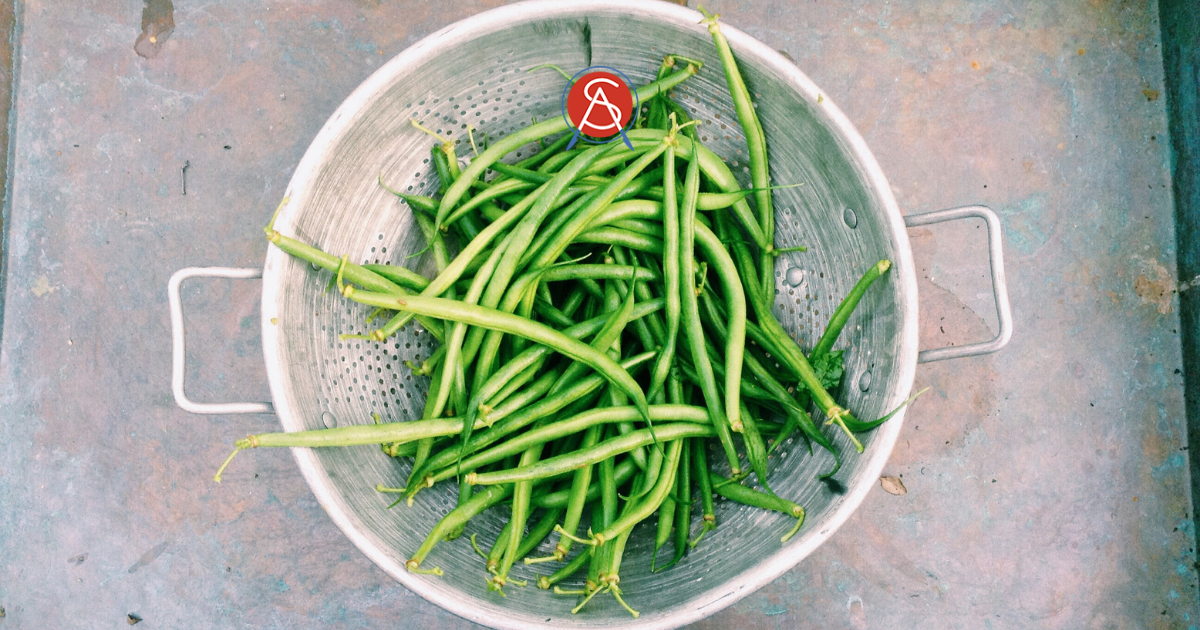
[{"left": 561, "top": 66, "right": 639, "bottom": 150}]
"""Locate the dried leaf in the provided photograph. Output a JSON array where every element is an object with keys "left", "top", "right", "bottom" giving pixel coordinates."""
[{"left": 880, "top": 476, "right": 907, "bottom": 495}]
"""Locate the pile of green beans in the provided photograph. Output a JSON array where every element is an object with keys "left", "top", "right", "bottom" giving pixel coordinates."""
[{"left": 217, "top": 16, "right": 914, "bottom": 617}]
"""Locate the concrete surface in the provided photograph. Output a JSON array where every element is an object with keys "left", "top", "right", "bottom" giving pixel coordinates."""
[{"left": 0, "top": 0, "right": 1195, "bottom": 628}]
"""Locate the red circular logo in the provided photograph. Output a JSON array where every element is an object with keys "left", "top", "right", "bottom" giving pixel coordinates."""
[{"left": 566, "top": 71, "right": 634, "bottom": 139}]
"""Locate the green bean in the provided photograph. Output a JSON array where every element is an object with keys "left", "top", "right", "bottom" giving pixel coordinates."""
[
  {"left": 460, "top": 273, "right": 638, "bottom": 465},
  {"left": 489, "top": 160, "right": 554, "bottom": 183},
  {"left": 736, "top": 400, "right": 771, "bottom": 492},
  {"left": 576, "top": 227, "right": 663, "bottom": 253},
  {"left": 515, "top": 507, "right": 565, "bottom": 562},
  {"left": 261, "top": 229, "right": 444, "bottom": 341},
  {"left": 837, "top": 386, "right": 929, "bottom": 432},
  {"left": 531, "top": 424, "right": 602, "bottom": 563},
  {"left": 430, "top": 229, "right": 515, "bottom": 431},
  {"left": 690, "top": 440, "right": 716, "bottom": 547},
  {"left": 648, "top": 131, "right": 681, "bottom": 404},
  {"left": 343, "top": 294, "right": 652, "bottom": 429},
  {"left": 610, "top": 251, "right": 665, "bottom": 356},
  {"left": 661, "top": 438, "right": 692, "bottom": 571},
  {"left": 540, "top": 264, "right": 659, "bottom": 284},
  {"left": 755, "top": 301, "right": 868, "bottom": 451},
  {"left": 587, "top": 199, "right": 662, "bottom": 228},
  {"left": 623, "top": 130, "right": 767, "bottom": 250},
  {"left": 435, "top": 64, "right": 700, "bottom": 229},
  {"left": 218, "top": 413, "right": 486, "bottom": 453},
  {"left": 494, "top": 284, "right": 635, "bottom": 586},
  {"left": 466, "top": 146, "right": 622, "bottom": 392},
  {"left": 698, "top": 288, "right": 842, "bottom": 478},
  {"left": 532, "top": 457, "right": 638, "bottom": 509},
  {"left": 641, "top": 187, "right": 759, "bottom": 211},
  {"left": 361, "top": 264, "right": 430, "bottom": 292},
  {"left": 431, "top": 144, "right": 454, "bottom": 195},
  {"left": 382, "top": 440, "right": 418, "bottom": 459},
  {"left": 368, "top": 180, "right": 552, "bottom": 339},
  {"left": 647, "top": 56, "right": 674, "bottom": 131},
  {"left": 492, "top": 441, "right": 543, "bottom": 591},
  {"left": 652, "top": 486, "right": 677, "bottom": 570},
  {"left": 446, "top": 475, "right": 473, "bottom": 540},
  {"left": 533, "top": 298, "right": 576, "bottom": 327},
  {"left": 519, "top": 188, "right": 604, "bottom": 269},
  {"left": 694, "top": 221, "right": 747, "bottom": 438},
  {"left": 467, "top": 423, "right": 714, "bottom": 486},
  {"left": 406, "top": 483, "right": 511, "bottom": 575},
  {"left": 677, "top": 350, "right": 773, "bottom": 403},
  {"left": 545, "top": 273, "right": 636, "bottom": 403},
  {"left": 487, "top": 516, "right": 515, "bottom": 574},
  {"left": 811, "top": 260, "right": 892, "bottom": 360},
  {"left": 708, "top": 472, "right": 805, "bottom": 543},
  {"left": 447, "top": 179, "right": 537, "bottom": 227},
  {"left": 559, "top": 286, "right": 586, "bottom": 319},
  {"left": 537, "top": 546, "right": 592, "bottom": 590},
  {"left": 477, "top": 296, "right": 665, "bottom": 412},
  {"left": 485, "top": 354, "right": 546, "bottom": 412},
  {"left": 603, "top": 219, "right": 665, "bottom": 238},
  {"left": 411, "top": 351, "right": 656, "bottom": 491},
  {"left": 586, "top": 500, "right": 608, "bottom": 593},
  {"left": 410, "top": 360, "right": 445, "bottom": 483},
  {"left": 700, "top": 9, "right": 776, "bottom": 306},
  {"left": 597, "top": 452, "right": 618, "bottom": 571},
  {"left": 678, "top": 140, "right": 742, "bottom": 476},
  {"left": 590, "top": 439, "right": 683, "bottom": 545},
  {"left": 427, "top": 406, "right": 707, "bottom": 487},
  {"left": 386, "top": 189, "right": 437, "bottom": 217},
  {"left": 537, "top": 147, "right": 584, "bottom": 174},
  {"left": 517, "top": 132, "right": 573, "bottom": 171},
  {"left": 526, "top": 140, "right": 672, "bottom": 271}
]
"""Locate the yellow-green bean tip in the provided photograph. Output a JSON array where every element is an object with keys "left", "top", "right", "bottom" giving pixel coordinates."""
[
  {"left": 487, "top": 574, "right": 507, "bottom": 594},
  {"left": 570, "top": 585, "right": 605, "bottom": 614},
  {"left": 410, "top": 119, "right": 449, "bottom": 144},
  {"left": 781, "top": 513, "right": 805, "bottom": 543},
  {"left": 405, "top": 560, "right": 443, "bottom": 576},
  {"left": 264, "top": 196, "right": 289, "bottom": 233},
  {"left": 213, "top": 445, "right": 243, "bottom": 483},
  {"left": 523, "top": 553, "right": 562, "bottom": 565},
  {"left": 611, "top": 585, "right": 640, "bottom": 618}
]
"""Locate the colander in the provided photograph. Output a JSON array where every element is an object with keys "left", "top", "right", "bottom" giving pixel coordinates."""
[{"left": 167, "top": 1, "right": 1013, "bottom": 627}]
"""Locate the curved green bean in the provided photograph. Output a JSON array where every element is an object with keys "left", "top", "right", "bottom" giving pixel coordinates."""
[{"left": 467, "top": 423, "right": 714, "bottom": 486}]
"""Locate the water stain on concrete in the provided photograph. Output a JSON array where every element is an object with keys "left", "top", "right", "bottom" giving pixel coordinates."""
[{"left": 134, "top": 0, "right": 174, "bottom": 59}]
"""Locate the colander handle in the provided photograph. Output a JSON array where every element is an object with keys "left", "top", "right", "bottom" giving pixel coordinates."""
[
  {"left": 168, "top": 267, "right": 274, "bottom": 414},
  {"left": 904, "top": 205, "right": 1013, "bottom": 363}
]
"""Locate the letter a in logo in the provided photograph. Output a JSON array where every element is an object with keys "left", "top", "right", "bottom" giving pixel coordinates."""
[{"left": 562, "top": 67, "right": 638, "bottom": 150}]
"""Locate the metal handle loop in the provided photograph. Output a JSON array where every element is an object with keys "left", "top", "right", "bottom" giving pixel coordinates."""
[
  {"left": 168, "top": 267, "right": 273, "bottom": 414},
  {"left": 904, "top": 205, "right": 1013, "bottom": 363}
]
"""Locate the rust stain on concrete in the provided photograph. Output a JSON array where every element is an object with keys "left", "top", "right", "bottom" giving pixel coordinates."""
[
  {"left": 1134, "top": 258, "right": 1175, "bottom": 314},
  {"left": 134, "top": 0, "right": 174, "bottom": 59}
]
